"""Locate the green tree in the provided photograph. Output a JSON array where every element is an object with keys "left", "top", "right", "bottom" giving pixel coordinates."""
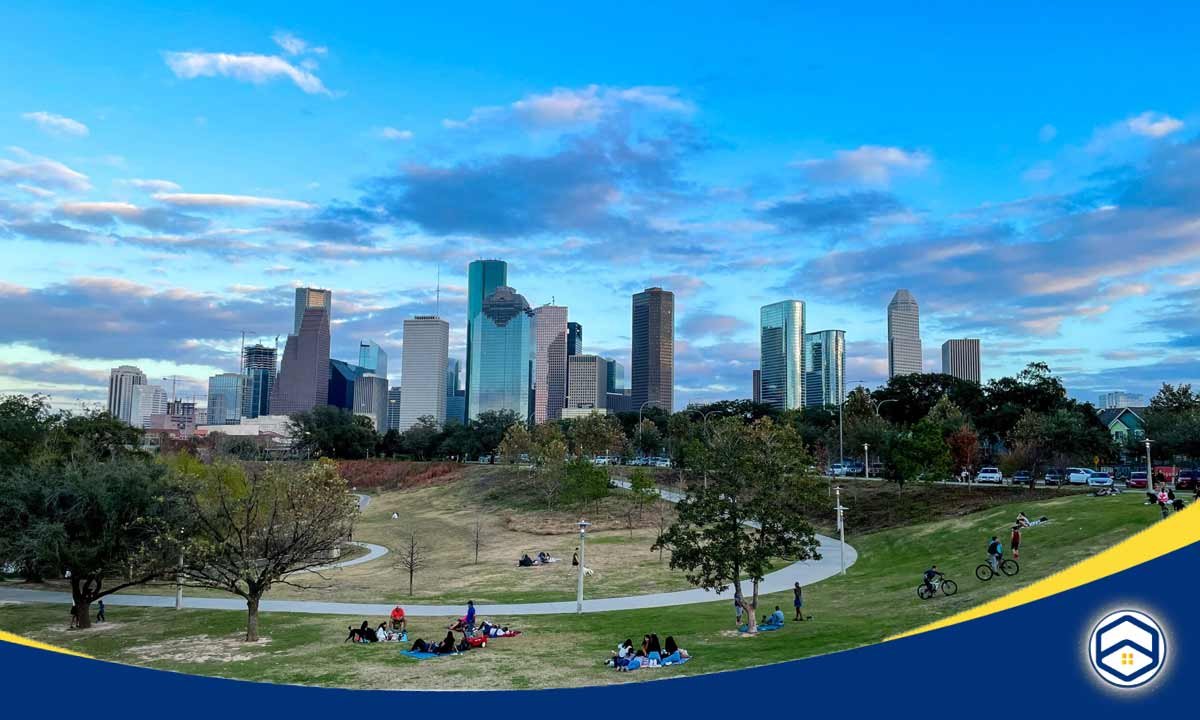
[
  {"left": 289, "top": 406, "right": 378, "bottom": 459},
  {"left": 0, "top": 394, "right": 56, "bottom": 469},
  {"left": 571, "top": 412, "right": 626, "bottom": 458},
  {"left": 872, "top": 373, "right": 987, "bottom": 427},
  {"left": 47, "top": 410, "right": 144, "bottom": 464},
  {"left": 1148, "top": 383, "right": 1199, "bottom": 412},
  {"left": 171, "top": 456, "right": 358, "bottom": 641},
  {"left": 213, "top": 433, "right": 261, "bottom": 461},
  {"left": 654, "top": 418, "right": 823, "bottom": 633},
  {"left": 471, "top": 410, "right": 520, "bottom": 458},
  {"left": 887, "top": 418, "right": 952, "bottom": 488},
  {"left": 0, "top": 457, "right": 189, "bottom": 627},
  {"left": 561, "top": 458, "right": 609, "bottom": 511},
  {"left": 620, "top": 469, "right": 659, "bottom": 536},
  {"left": 400, "top": 415, "right": 443, "bottom": 459},
  {"left": 634, "top": 419, "right": 662, "bottom": 456},
  {"left": 497, "top": 421, "right": 533, "bottom": 463}
]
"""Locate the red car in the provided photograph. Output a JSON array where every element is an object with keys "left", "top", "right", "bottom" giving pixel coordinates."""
[{"left": 1126, "top": 471, "right": 1148, "bottom": 489}]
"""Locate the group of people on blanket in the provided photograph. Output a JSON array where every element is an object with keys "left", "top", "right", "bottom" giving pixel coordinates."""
[
  {"left": 345, "top": 600, "right": 516, "bottom": 652},
  {"left": 605, "top": 633, "right": 689, "bottom": 671}
]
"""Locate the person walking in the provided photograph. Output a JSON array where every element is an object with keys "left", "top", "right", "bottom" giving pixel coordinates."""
[
  {"left": 793, "top": 582, "right": 805, "bottom": 621},
  {"left": 96, "top": 599, "right": 106, "bottom": 623},
  {"left": 1010, "top": 525, "right": 1022, "bottom": 561}
]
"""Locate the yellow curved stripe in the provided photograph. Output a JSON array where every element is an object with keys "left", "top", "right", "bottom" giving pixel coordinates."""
[
  {"left": 888, "top": 502, "right": 1200, "bottom": 642},
  {"left": 0, "top": 629, "right": 92, "bottom": 658}
]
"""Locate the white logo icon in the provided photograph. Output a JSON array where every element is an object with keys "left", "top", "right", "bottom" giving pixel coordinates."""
[{"left": 1088, "top": 610, "right": 1166, "bottom": 688}]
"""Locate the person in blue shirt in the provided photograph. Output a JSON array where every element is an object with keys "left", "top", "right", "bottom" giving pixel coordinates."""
[
  {"left": 464, "top": 600, "right": 476, "bottom": 628},
  {"left": 922, "top": 565, "right": 943, "bottom": 595},
  {"left": 987, "top": 536, "right": 1003, "bottom": 572},
  {"left": 766, "top": 606, "right": 786, "bottom": 626}
]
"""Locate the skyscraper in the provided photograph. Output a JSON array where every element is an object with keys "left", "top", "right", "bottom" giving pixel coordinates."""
[
  {"left": 353, "top": 374, "right": 389, "bottom": 431},
  {"left": 107, "top": 365, "right": 146, "bottom": 424},
  {"left": 533, "top": 304, "right": 568, "bottom": 423},
  {"left": 358, "top": 340, "right": 388, "bottom": 378},
  {"left": 1098, "top": 391, "right": 1143, "bottom": 410},
  {"left": 604, "top": 357, "right": 625, "bottom": 394},
  {"left": 888, "top": 289, "right": 922, "bottom": 378},
  {"left": 568, "top": 354, "right": 608, "bottom": 409},
  {"left": 464, "top": 259, "right": 508, "bottom": 420},
  {"left": 752, "top": 369, "right": 762, "bottom": 404},
  {"left": 941, "top": 339, "right": 981, "bottom": 383},
  {"left": 294, "top": 287, "right": 332, "bottom": 334},
  {"left": 445, "top": 358, "right": 465, "bottom": 425},
  {"left": 759, "top": 300, "right": 805, "bottom": 411},
  {"left": 468, "top": 286, "right": 535, "bottom": 421},
  {"left": 130, "top": 383, "right": 167, "bottom": 429},
  {"left": 207, "top": 373, "right": 248, "bottom": 425},
  {"left": 804, "top": 329, "right": 846, "bottom": 408},
  {"left": 631, "top": 287, "right": 675, "bottom": 413},
  {"left": 398, "top": 316, "right": 449, "bottom": 430},
  {"left": 241, "top": 343, "right": 276, "bottom": 419},
  {"left": 327, "top": 359, "right": 366, "bottom": 410},
  {"left": 270, "top": 305, "right": 331, "bottom": 415},
  {"left": 386, "top": 387, "right": 403, "bottom": 432},
  {"left": 567, "top": 322, "right": 583, "bottom": 356}
]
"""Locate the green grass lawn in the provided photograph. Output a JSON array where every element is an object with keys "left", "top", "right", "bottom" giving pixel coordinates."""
[{"left": 0, "top": 490, "right": 1158, "bottom": 689}]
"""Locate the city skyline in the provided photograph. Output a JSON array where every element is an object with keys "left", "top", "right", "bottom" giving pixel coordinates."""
[{"left": 2, "top": 4, "right": 1198, "bottom": 408}]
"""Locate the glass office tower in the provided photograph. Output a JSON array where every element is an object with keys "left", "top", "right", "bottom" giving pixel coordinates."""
[
  {"left": 759, "top": 300, "right": 805, "bottom": 411},
  {"left": 803, "top": 329, "right": 846, "bottom": 408},
  {"left": 465, "top": 259, "right": 508, "bottom": 419},
  {"left": 467, "top": 286, "right": 535, "bottom": 421},
  {"left": 207, "top": 372, "right": 248, "bottom": 425}
]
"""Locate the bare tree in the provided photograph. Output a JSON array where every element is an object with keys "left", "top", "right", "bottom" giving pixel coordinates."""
[
  {"left": 398, "top": 531, "right": 427, "bottom": 596},
  {"left": 171, "top": 457, "right": 357, "bottom": 641},
  {"left": 472, "top": 517, "right": 484, "bottom": 565}
]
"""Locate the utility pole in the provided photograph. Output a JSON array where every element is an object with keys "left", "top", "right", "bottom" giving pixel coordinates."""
[{"left": 835, "top": 486, "right": 848, "bottom": 575}]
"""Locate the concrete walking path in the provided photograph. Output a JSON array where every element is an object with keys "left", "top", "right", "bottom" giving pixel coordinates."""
[{"left": 0, "top": 482, "right": 856, "bottom": 617}]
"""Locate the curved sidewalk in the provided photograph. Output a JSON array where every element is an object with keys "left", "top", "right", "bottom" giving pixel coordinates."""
[{"left": 0, "top": 484, "right": 856, "bottom": 617}]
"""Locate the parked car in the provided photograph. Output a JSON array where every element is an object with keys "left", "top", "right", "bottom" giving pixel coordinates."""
[
  {"left": 848, "top": 462, "right": 865, "bottom": 476},
  {"left": 1126, "top": 471, "right": 1149, "bottom": 489},
  {"left": 1066, "top": 468, "right": 1092, "bottom": 485},
  {"left": 828, "top": 462, "right": 851, "bottom": 477},
  {"left": 1044, "top": 469, "right": 1064, "bottom": 486},
  {"left": 1013, "top": 470, "right": 1032, "bottom": 485},
  {"left": 1176, "top": 469, "right": 1198, "bottom": 491},
  {"left": 1086, "top": 471, "right": 1114, "bottom": 487},
  {"left": 975, "top": 467, "right": 1004, "bottom": 484}
]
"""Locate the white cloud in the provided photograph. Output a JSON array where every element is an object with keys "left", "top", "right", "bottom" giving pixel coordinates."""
[
  {"left": 379, "top": 127, "right": 414, "bottom": 141},
  {"left": 123, "top": 178, "right": 182, "bottom": 193},
  {"left": 164, "top": 51, "right": 330, "bottom": 95},
  {"left": 1038, "top": 124, "right": 1057, "bottom": 142},
  {"left": 0, "top": 147, "right": 91, "bottom": 191},
  {"left": 60, "top": 201, "right": 141, "bottom": 217},
  {"left": 1021, "top": 161, "right": 1054, "bottom": 183},
  {"left": 22, "top": 111, "right": 89, "bottom": 137},
  {"left": 152, "top": 192, "right": 313, "bottom": 210},
  {"left": 445, "top": 84, "right": 693, "bottom": 130},
  {"left": 793, "top": 145, "right": 932, "bottom": 186},
  {"left": 1125, "top": 111, "right": 1183, "bottom": 138},
  {"left": 16, "top": 184, "right": 55, "bottom": 198},
  {"left": 272, "top": 31, "right": 327, "bottom": 57}
]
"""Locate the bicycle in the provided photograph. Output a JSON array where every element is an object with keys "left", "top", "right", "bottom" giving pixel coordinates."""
[
  {"left": 917, "top": 575, "right": 958, "bottom": 599},
  {"left": 976, "top": 557, "right": 1019, "bottom": 581}
]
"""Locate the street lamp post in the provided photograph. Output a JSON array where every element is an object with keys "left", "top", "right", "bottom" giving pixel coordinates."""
[
  {"left": 834, "top": 486, "right": 848, "bottom": 576},
  {"left": 1144, "top": 439, "right": 1153, "bottom": 487},
  {"left": 874, "top": 398, "right": 898, "bottom": 417},
  {"left": 863, "top": 444, "right": 870, "bottom": 480},
  {"left": 575, "top": 520, "right": 591, "bottom": 613}
]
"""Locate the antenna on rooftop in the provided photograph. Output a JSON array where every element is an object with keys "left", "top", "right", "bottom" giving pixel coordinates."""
[{"left": 436, "top": 264, "right": 441, "bottom": 318}]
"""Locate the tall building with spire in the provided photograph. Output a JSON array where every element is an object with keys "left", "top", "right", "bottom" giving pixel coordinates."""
[
  {"left": 888, "top": 289, "right": 923, "bottom": 378},
  {"left": 464, "top": 260, "right": 508, "bottom": 419},
  {"left": 533, "top": 304, "right": 568, "bottom": 423},
  {"left": 759, "top": 300, "right": 805, "bottom": 411},
  {"left": 631, "top": 287, "right": 675, "bottom": 414}
]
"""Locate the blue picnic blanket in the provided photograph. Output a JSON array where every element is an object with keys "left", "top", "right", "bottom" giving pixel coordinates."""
[
  {"left": 401, "top": 650, "right": 459, "bottom": 660},
  {"left": 738, "top": 622, "right": 783, "bottom": 633},
  {"left": 661, "top": 655, "right": 691, "bottom": 666}
]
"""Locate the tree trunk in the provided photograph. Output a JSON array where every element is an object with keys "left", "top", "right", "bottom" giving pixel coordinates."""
[
  {"left": 245, "top": 596, "right": 260, "bottom": 642},
  {"left": 408, "top": 566, "right": 414, "bottom": 596},
  {"left": 70, "top": 577, "right": 92, "bottom": 629},
  {"left": 747, "top": 579, "right": 760, "bottom": 634}
]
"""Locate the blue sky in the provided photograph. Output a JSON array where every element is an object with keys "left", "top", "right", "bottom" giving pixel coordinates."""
[{"left": 2, "top": 1, "right": 1198, "bottom": 409}]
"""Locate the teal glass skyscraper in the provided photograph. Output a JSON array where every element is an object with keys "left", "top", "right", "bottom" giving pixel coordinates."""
[
  {"left": 464, "top": 259, "right": 508, "bottom": 419},
  {"left": 759, "top": 300, "right": 805, "bottom": 411},
  {"left": 804, "top": 329, "right": 846, "bottom": 408},
  {"left": 468, "top": 286, "right": 535, "bottom": 421}
]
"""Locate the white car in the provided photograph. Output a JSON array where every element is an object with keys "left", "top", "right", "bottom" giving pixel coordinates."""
[
  {"left": 828, "top": 463, "right": 850, "bottom": 477},
  {"left": 1086, "top": 471, "right": 1114, "bottom": 487},
  {"left": 1066, "top": 468, "right": 1092, "bottom": 485},
  {"left": 652, "top": 457, "right": 672, "bottom": 468},
  {"left": 974, "top": 467, "right": 1004, "bottom": 484}
]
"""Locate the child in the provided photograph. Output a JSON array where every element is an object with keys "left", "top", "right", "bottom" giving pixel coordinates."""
[{"left": 1010, "top": 525, "right": 1022, "bottom": 561}]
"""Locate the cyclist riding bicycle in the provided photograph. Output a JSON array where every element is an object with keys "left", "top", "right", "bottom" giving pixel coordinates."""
[
  {"left": 923, "top": 565, "right": 944, "bottom": 594},
  {"left": 986, "top": 536, "right": 1003, "bottom": 572}
]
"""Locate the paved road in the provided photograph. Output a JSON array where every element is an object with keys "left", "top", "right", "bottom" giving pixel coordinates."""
[{"left": 0, "top": 484, "right": 856, "bottom": 617}]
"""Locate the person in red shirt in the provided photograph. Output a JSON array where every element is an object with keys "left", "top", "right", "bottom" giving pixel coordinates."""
[
  {"left": 390, "top": 605, "right": 407, "bottom": 633},
  {"left": 1010, "top": 525, "right": 1022, "bottom": 561}
]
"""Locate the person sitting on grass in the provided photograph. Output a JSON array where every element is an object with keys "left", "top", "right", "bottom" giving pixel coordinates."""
[
  {"left": 346, "top": 621, "right": 376, "bottom": 643},
  {"left": 662, "top": 636, "right": 688, "bottom": 664},
  {"left": 606, "top": 639, "right": 634, "bottom": 666},
  {"left": 619, "top": 650, "right": 646, "bottom": 671},
  {"left": 434, "top": 631, "right": 457, "bottom": 654},
  {"left": 390, "top": 605, "right": 407, "bottom": 633},
  {"left": 537, "top": 551, "right": 552, "bottom": 563},
  {"left": 518, "top": 553, "right": 534, "bottom": 567},
  {"left": 765, "top": 606, "right": 786, "bottom": 626}
]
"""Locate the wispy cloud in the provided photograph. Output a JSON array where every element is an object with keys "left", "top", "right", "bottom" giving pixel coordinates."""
[
  {"left": 1125, "top": 111, "right": 1183, "bottom": 138},
  {"left": 271, "top": 31, "right": 327, "bottom": 57},
  {"left": 152, "top": 192, "right": 313, "bottom": 210},
  {"left": 793, "top": 145, "right": 931, "bottom": 187},
  {"left": 444, "top": 85, "right": 693, "bottom": 130},
  {"left": 378, "top": 127, "right": 414, "bottom": 141},
  {"left": 164, "top": 49, "right": 331, "bottom": 95},
  {"left": 0, "top": 147, "right": 91, "bottom": 191},
  {"left": 123, "top": 178, "right": 182, "bottom": 193},
  {"left": 21, "top": 111, "right": 89, "bottom": 137}
]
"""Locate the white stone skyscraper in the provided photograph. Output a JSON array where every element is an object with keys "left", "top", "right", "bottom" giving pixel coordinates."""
[
  {"left": 888, "top": 289, "right": 923, "bottom": 378},
  {"left": 397, "top": 316, "right": 449, "bottom": 430},
  {"left": 941, "top": 339, "right": 981, "bottom": 383},
  {"left": 107, "top": 365, "right": 146, "bottom": 424},
  {"left": 533, "top": 304, "right": 568, "bottom": 423}
]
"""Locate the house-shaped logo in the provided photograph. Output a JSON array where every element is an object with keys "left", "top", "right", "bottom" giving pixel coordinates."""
[{"left": 1088, "top": 610, "right": 1166, "bottom": 688}]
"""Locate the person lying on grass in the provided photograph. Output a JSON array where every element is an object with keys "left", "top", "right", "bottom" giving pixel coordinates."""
[{"left": 478, "top": 620, "right": 515, "bottom": 637}]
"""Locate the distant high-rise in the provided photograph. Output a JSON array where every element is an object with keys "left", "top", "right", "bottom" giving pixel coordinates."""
[
  {"left": 464, "top": 259, "right": 508, "bottom": 420},
  {"left": 241, "top": 344, "right": 276, "bottom": 419},
  {"left": 533, "top": 304, "right": 569, "bottom": 423},
  {"left": 445, "top": 358, "right": 465, "bottom": 425},
  {"left": 752, "top": 369, "right": 762, "bottom": 404},
  {"left": 941, "top": 339, "right": 981, "bottom": 383},
  {"left": 604, "top": 357, "right": 625, "bottom": 394},
  {"left": 358, "top": 340, "right": 388, "bottom": 379},
  {"left": 759, "top": 300, "right": 805, "bottom": 411},
  {"left": 130, "top": 384, "right": 167, "bottom": 429},
  {"left": 468, "top": 285, "right": 534, "bottom": 421},
  {"left": 631, "top": 287, "right": 675, "bottom": 413},
  {"left": 353, "top": 374, "right": 389, "bottom": 431},
  {"left": 1099, "top": 391, "right": 1143, "bottom": 410},
  {"left": 107, "top": 365, "right": 146, "bottom": 424},
  {"left": 207, "top": 373, "right": 248, "bottom": 425},
  {"left": 804, "top": 330, "right": 846, "bottom": 408},
  {"left": 270, "top": 305, "right": 331, "bottom": 415},
  {"left": 568, "top": 354, "right": 608, "bottom": 409},
  {"left": 386, "top": 387, "right": 403, "bottom": 432},
  {"left": 567, "top": 322, "right": 583, "bottom": 356},
  {"left": 888, "top": 289, "right": 922, "bottom": 377},
  {"left": 398, "top": 316, "right": 449, "bottom": 430},
  {"left": 328, "top": 359, "right": 366, "bottom": 410},
  {"left": 294, "top": 287, "right": 332, "bottom": 334}
]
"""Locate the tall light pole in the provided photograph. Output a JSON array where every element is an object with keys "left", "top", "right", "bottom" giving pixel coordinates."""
[
  {"left": 575, "top": 520, "right": 591, "bottom": 613},
  {"left": 834, "top": 486, "right": 847, "bottom": 575},
  {"left": 863, "top": 444, "right": 870, "bottom": 480},
  {"left": 1144, "top": 438, "right": 1153, "bottom": 487},
  {"left": 874, "top": 398, "right": 898, "bottom": 417}
]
